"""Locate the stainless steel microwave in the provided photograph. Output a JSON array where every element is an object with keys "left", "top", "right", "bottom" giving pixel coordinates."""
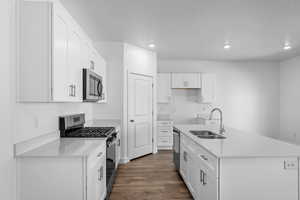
[{"left": 83, "top": 69, "right": 104, "bottom": 102}]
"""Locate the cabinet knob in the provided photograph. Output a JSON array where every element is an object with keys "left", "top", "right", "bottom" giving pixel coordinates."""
[{"left": 130, "top": 120, "right": 135, "bottom": 123}]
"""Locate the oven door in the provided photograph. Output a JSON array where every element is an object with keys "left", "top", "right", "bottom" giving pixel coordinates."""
[{"left": 83, "top": 69, "right": 104, "bottom": 102}]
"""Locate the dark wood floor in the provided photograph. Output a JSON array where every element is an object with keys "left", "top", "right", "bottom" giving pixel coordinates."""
[{"left": 110, "top": 151, "right": 193, "bottom": 200}]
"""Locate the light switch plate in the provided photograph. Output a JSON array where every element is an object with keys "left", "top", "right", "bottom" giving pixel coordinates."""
[{"left": 284, "top": 160, "right": 298, "bottom": 170}]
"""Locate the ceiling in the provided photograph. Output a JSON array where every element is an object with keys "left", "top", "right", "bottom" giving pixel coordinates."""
[{"left": 61, "top": 0, "right": 300, "bottom": 61}]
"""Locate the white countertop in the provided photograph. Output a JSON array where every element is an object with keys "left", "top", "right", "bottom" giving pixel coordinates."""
[
  {"left": 17, "top": 138, "right": 106, "bottom": 158},
  {"left": 175, "top": 124, "right": 300, "bottom": 158}
]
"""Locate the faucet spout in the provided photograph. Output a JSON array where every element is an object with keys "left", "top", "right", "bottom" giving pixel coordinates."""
[{"left": 209, "top": 108, "right": 225, "bottom": 134}]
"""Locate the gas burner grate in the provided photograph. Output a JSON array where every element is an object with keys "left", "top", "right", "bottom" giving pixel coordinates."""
[{"left": 66, "top": 127, "right": 115, "bottom": 138}]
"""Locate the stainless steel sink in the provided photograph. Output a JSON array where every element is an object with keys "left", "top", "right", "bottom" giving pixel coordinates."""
[{"left": 190, "top": 130, "right": 226, "bottom": 139}]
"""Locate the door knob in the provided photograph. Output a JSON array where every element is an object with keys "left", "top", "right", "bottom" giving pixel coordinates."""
[{"left": 130, "top": 120, "right": 135, "bottom": 122}]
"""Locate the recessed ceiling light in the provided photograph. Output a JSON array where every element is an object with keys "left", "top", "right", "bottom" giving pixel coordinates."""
[
  {"left": 224, "top": 43, "right": 231, "bottom": 50},
  {"left": 283, "top": 43, "right": 291, "bottom": 50},
  {"left": 148, "top": 43, "right": 156, "bottom": 48}
]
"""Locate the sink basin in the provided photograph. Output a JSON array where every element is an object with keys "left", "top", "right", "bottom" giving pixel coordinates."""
[{"left": 190, "top": 130, "right": 226, "bottom": 139}]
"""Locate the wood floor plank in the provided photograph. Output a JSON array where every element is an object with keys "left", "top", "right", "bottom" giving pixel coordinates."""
[{"left": 110, "top": 150, "right": 193, "bottom": 200}]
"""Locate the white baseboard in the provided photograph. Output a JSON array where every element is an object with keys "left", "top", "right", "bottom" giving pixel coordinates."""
[
  {"left": 119, "top": 157, "right": 130, "bottom": 164},
  {"left": 158, "top": 146, "right": 173, "bottom": 150}
]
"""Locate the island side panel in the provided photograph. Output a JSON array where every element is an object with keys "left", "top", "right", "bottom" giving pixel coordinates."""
[{"left": 219, "top": 157, "right": 298, "bottom": 200}]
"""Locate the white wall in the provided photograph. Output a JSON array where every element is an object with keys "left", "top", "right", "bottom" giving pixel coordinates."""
[
  {"left": 280, "top": 56, "right": 300, "bottom": 144},
  {"left": 93, "top": 42, "right": 124, "bottom": 120},
  {"left": 123, "top": 44, "right": 158, "bottom": 159},
  {"left": 159, "top": 60, "right": 280, "bottom": 138},
  {"left": 13, "top": 104, "right": 93, "bottom": 143},
  {"left": 1, "top": 0, "right": 13, "bottom": 199},
  {"left": 92, "top": 43, "right": 157, "bottom": 161}
]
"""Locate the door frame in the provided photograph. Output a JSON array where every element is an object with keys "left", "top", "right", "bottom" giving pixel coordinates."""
[{"left": 127, "top": 72, "right": 155, "bottom": 160}]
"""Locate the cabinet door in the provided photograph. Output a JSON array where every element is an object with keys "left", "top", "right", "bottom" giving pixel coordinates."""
[
  {"left": 157, "top": 73, "right": 171, "bottom": 103},
  {"left": 87, "top": 154, "right": 106, "bottom": 200},
  {"left": 171, "top": 73, "right": 184, "bottom": 88},
  {"left": 180, "top": 145, "right": 188, "bottom": 180},
  {"left": 197, "top": 156, "right": 218, "bottom": 200},
  {"left": 67, "top": 28, "right": 82, "bottom": 101},
  {"left": 172, "top": 73, "right": 201, "bottom": 88},
  {"left": 182, "top": 73, "right": 200, "bottom": 88},
  {"left": 81, "top": 41, "right": 93, "bottom": 69},
  {"left": 201, "top": 73, "right": 216, "bottom": 103},
  {"left": 52, "top": 10, "right": 70, "bottom": 101}
]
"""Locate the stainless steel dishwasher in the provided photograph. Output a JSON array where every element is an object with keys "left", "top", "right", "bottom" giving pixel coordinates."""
[{"left": 173, "top": 127, "right": 180, "bottom": 171}]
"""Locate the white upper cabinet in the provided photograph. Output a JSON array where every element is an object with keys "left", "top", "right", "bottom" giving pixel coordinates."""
[
  {"left": 19, "top": 1, "right": 106, "bottom": 103},
  {"left": 157, "top": 73, "right": 171, "bottom": 103},
  {"left": 171, "top": 73, "right": 201, "bottom": 89},
  {"left": 200, "top": 73, "right": 216, "bottom": 103},
  {"left": 52, "top": 8, "right": 70, "bottom": 101}
]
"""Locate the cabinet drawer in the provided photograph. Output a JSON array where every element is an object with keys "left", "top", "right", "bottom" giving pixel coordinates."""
[
  {"left": 157, "top": 121, "right": 173, "bottom": 126},
  {"left": 158, "top": 128, "right": 172, "bottom": 136},
  {"left": 195, "top": 145, "right": 218, "bottom": 174},
  {"left": 182, "top": 134, "right": 218, "bottom": 174},
  {"left": 87, "top": 143, "right": 106, "bottom": 165},
  {"left": 158, "top": 136, "right": 172, "bottom": 145}
]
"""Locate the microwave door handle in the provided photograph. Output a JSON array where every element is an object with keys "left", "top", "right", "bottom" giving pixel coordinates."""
[
  {"left": 97, "top": 81, "right": 103, "bottom": 99},
  {"left": 97, "top": 80, "right": 102, "bottom": 98}
]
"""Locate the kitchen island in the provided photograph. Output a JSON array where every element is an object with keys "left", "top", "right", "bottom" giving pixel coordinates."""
[{"left": 175, "top": 124, "right": 300, "bottom": 200}]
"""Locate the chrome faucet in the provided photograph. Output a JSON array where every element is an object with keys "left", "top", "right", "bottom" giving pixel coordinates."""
[{"left": 209, "top": 108, "right": 225, "bottom": 134}]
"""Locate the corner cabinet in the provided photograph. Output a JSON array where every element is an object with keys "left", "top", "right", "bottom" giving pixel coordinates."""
[
  {"left": 17, "top": 143, "right": 106, "bottom": 200},
  {"left": 18, "top": 1, "right": 107, "bottom": 103}
]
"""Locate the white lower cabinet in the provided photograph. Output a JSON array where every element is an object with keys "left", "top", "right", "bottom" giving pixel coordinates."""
[
  {"left": 180, "top": 134, "right": 217, "bottom": 200},
  {"left": 180, "top": 134, "right": 299, "bottom": 200},
  {"left": 157, "top": 121, "right": 173, "bottom": 149},
  {"left": 87, "top": 150, "right": 106, "bottom": 200},
  {"left": 17, "top": 144, "right": 106, "bottom": 200}
]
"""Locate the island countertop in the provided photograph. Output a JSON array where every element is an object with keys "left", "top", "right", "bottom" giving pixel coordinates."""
[
  {"left": 16, "top": 138, "right": 106, "bottom": 158},
  {"left": 175, "top": 124, "right": 300, "bottom": 158}
]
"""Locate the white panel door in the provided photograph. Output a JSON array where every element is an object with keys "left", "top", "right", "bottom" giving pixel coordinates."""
[
  {"left": 52, "top": 12, "right": 69, "bottom": 101},
  {"left": 128, "top": 73, "right": 153, "bottom": 160},
  {"left": 157, "top": 73, "right": 171, "bottom": 103}
]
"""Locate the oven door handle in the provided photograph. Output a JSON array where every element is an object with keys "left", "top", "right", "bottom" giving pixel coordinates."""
[{"left": 107, "top": 138, "right": 117, "bottom": 147}]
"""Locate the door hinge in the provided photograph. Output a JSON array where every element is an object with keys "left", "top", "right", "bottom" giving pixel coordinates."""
[{"left": 152, "top": 83, "right": 154, "bottom": 88}]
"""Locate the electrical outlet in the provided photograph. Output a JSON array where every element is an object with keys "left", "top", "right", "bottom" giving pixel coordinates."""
[{"left": 284, "top": 160, "right": 298, "bottom": 170}]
